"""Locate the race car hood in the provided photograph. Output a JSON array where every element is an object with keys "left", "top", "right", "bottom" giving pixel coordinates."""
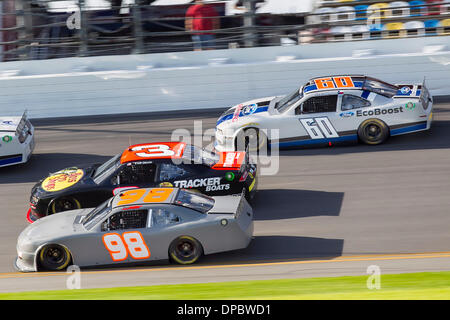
[
  {"left": 216, "top": 96, "right": 277, "bottom": 127},
  {"left": 18, "top": 209, "right": 89, "bottom": 245},
  {"left": 31, "top": 164, "right": 100, "bottom": 198}
]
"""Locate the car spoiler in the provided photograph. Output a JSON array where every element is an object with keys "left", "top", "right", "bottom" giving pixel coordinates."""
[
  {"left": 234, "top": 188, "right": 247, "bottom": 219},
  {"left": 419, "top": 78, "right": 433, "bottom": 110},
  {"left": 15, "top": 111, "right": 29, "bottom": 136}
]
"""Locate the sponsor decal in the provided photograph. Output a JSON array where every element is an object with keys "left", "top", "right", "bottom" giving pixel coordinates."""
[
  {"left": 174, "top": 177, "right": 230, "bottom": 192},
  {"left": 405, "top": 102, "right": 416, "bottom": 110},
  {"left": 242, "top": 104, "right": 258, "bottom": 116},
  {"left": 159, "top": 182, "right": 173, "bottom": 187},
  {"left": 1, "top": 121, "right": 14, "bottom": 125},
  {"left": 239, "top": 171, "right": 248, "bottom": 182},
  {"left": 42, "top": 168, "right": 84, "bottom": 192},
  {"left": 400, "top": 86, "right": 411, "bottom": 94},
  {"left": 232, "top": 104, "right": 243, "bottom": 122},
  {"left": 2, "top": 135, "right": 12, "bottom": 143},
  {"left": 225, "top": 172, "right": 235, "bottom": 182},
  {"left": 339, "top": 111, "right": 354, "bottom": 118},
  {"left": 356, "top": 107, "right": 403, "bottom": 117}
]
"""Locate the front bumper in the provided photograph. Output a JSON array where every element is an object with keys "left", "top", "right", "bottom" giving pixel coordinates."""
[{"left": 14, "top": 253, "right": 37, "bottom": 272}]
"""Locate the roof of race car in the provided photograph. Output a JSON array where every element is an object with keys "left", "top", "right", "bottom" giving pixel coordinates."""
[
  {"left": 112, "top": 187, "right": 178, "bottom": 208},
  {"left": 302, "top": 75, "right": 399, "bottom": 98},
  {"left": 120, "top": 142, "right": 187, "bottom": 164}
]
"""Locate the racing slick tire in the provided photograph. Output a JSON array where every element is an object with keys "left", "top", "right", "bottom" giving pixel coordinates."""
[
  {"left": 49, "top": 197, "right": 81, "bottom": 214},
  {"left": 169, "top": 236, "right": 203, "bottom": 265},
  {"left": 357, "top": 119, "right": 390, "bottom": 145},
  {"left": 235, "top": 128, "right": 267, "bottom": 153},
  {"left": 38, "top": 244, "right": 72, "bottom": 271}
]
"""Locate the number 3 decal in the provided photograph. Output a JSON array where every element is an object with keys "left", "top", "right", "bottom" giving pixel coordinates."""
[
  {"left": 102, "top": 231, "right": 150, "bottom": 261},
  {"left": 130, "top": 144, "right": 175, "bottom": 158}
]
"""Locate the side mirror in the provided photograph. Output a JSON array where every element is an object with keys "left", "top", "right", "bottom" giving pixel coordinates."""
[{"left": 101, "top": 221, "right": 109, "bottom": 232}]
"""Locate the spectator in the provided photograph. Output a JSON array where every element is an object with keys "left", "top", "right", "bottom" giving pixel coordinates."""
[{"left": 185, "top": 0, "right": 220, "bottom": 51}]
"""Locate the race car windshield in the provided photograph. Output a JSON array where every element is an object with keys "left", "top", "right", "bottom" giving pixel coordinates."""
[
  {"left": 82, "top": 198, "right": 112, "bottom": 230},
  {"left": 275, "top": 88, "right": 303, "bottom": 113},
  {"left": 183, "top": 145, "right": 220, "bottom": 166},
  {"left": 174, "top": 189, "right": 215, "bottom": 213},
  {"left": 93, "top": 154, "right": 121, "bottom": 184}
]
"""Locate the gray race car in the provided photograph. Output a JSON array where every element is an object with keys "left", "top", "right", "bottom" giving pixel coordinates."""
[{"left": 15, "top": 187, "right": 253, "bottom": 272}]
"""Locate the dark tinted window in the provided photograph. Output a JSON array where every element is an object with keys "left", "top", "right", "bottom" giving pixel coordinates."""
[
  {"left": 302, "top": 95, "right": 338, "bottom": 114},
  {"left": 117, "top": 163, "right": 156, "bottom": 185},
  {"left": 151, "top": 208, "right": 180, "bottom": 226},
  {"left": 106, "top": 209, "right": 148, "bottom": 231},
  {"left": 341, "top": 95, "right": 371, "bottom": 110},
  {"left": 159, "top": 163, "right": 189, "bottom": 181}
]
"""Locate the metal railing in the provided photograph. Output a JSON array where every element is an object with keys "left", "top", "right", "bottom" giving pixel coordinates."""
[{"left": 0, "top": 0, "right": 449, "bottom": 62}]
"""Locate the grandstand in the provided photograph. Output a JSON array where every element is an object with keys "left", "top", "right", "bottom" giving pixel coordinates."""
[{"left": 307, "top": 0, "right": 450, "bottom": 42}]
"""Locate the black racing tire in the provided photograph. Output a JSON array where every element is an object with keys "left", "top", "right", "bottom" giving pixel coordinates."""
[
  {"left": 357, "top": 119, "right": 390, "bottom": 145},
  {"left": 168, "top": 236, "right": 203, "bottom": 265},
  {"left": 50, "top": 197, "right": 81, "bottom": 214},
  {"left": 38, "top": 244, "right": 72, "bottom": 271},
  {"left": 235, "top": 128, "right": 268, "bottom": 153}
]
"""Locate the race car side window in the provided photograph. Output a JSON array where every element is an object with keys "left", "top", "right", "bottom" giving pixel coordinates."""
[
  {"left": 299, "top": 95, "right": 338, "bottom": 114},
  {"left": 159, "top": 163, "right": 189, "bottom": 181},
  {"left": 149, "top": 208, "right": 181, "bottom": 227},
  {"left": 341, "top": 95, "right": 371, "bottom": 111},
  {"left": 114, "top": 163, "right": 157, "bottom": 185},
  {"left": 102, "top": 209, "right": 148, "bottom": 231}
]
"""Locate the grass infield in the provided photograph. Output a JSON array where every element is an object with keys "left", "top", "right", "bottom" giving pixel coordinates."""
[{"left": 0, "top": 271, "right": 449, "bottom": 300}]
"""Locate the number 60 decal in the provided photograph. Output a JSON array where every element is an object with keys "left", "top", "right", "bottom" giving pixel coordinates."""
[{"left": 102, "top": 231, "right": 150, "bottom": 261}]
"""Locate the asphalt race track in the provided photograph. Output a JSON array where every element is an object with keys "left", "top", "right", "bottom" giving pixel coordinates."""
[{"left": 0, "top": 103, "right": 449, "bottom": 292}]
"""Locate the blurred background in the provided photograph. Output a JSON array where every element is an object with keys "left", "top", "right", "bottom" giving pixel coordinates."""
[{"left": 0, "top": 0, "right": 448, "bottom": 62}]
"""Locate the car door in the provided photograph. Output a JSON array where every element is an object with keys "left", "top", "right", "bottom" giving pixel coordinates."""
[
  {"left": 98, "top": 208, "right": 154, "bottom": 265},
  {"left": 293, "top": 93, "right": 340, "bottom": 143}
]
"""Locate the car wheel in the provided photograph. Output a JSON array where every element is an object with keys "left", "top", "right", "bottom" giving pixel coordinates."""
[
  {"left": 169, "top": 236, "right": 203, "bottom": 265},
  {"left": 236, "top": 128, "right": 267, "bottom": 153},
  {"left": 50, "top": 197, "right": 81, "bottom": 214},
  {"left": 358, "top": 119, "right": 389, "bottom": 145},
  {"left": 38, "top": 244, "right": 71, "bottom": 271}
]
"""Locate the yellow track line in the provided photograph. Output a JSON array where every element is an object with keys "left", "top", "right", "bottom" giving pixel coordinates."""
[{"left": 1, "top": 251, "right": 449, "bottom": 280}]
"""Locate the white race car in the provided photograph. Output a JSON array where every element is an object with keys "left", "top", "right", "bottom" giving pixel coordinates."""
[
  {"left": 214, "top": 75, "right": 433, "bottom": 152},
  {"left": 0, "top": 111, "right": 35, "bottom": 167}
]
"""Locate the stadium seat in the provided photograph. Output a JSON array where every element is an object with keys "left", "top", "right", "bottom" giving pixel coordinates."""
[
  {"left": 329, "top": 26, "right": 353, "bottom": 41},
  {"left": 442, "top": 3, "right": 450, "bottom": 15},
  {"left": 383, "top": 22, "right": 405, "bottom": 38},
  {"left": 424, "top": 19, "right": 441, "bottom": 35},
  {"left": 351, "top": 24, "right": 371, "bottom": 40},
  {"left": 367, "top": 3, "right": 390, "bottom": 22},
  {"left": 354, "top": 5, "right": 369, "bottom": 20},
  {"left": 425, "top": 0, "right": 444, "bottom": 16},
  {"left": 442, "top": 18, "right": 450, "bottom": 35},
  {"left": 387, "top": 1, "right": 410, "bottom": 17},
  {"left": 409, "top": 1, "right": 427, "bottom": 16},
  {"left": 315, "top": 7, "right": 337, "bottom": 23},
  {"left": 335, "top": 6, "right": 356, "bottom": 21},
  {"left": 369, "top": 23, "right": 384, "bottom": 38},
  {"left": 402, "top": 20, "right": 425, "bottom": 36}
]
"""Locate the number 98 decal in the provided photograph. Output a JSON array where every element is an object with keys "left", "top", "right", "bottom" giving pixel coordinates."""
[{"left": 102, "top": 231, "right": 151, "bottom": 262}]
